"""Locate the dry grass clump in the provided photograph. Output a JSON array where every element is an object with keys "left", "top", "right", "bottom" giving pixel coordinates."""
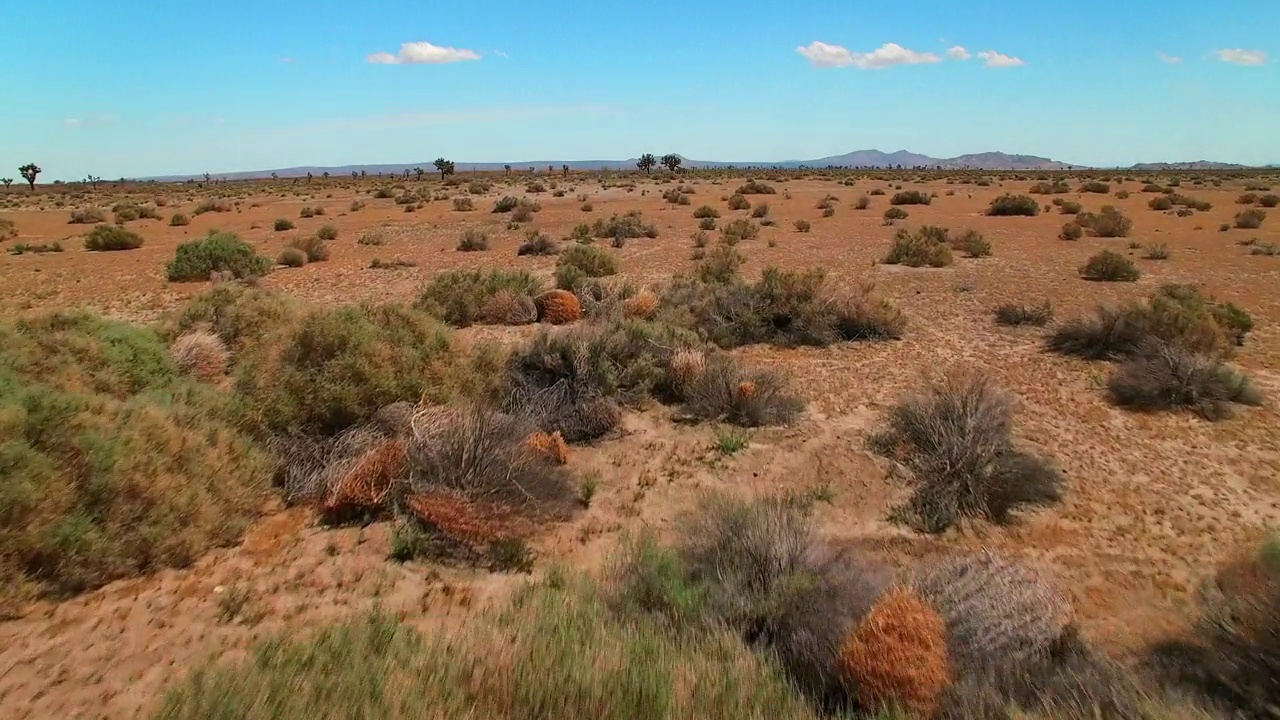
[
  {"left": 1107, "top": 342, "right": 1262, "bottom": 420},
  {"left": 417, "top": 269, "right": 544, "bottom": 327},
  {"left": 170, "top": 330, "right": 230, "bottom": 380},
  {"left": 872, "top": 372, "right": 1063, "bottom": 533},
  {"left": 995, "top": 301, "right": 1054, "bottom": 327},
  {"left": 481, "top": 290, "right": 537, "bottom": 325},
  {"left": 1077, "top": 205, "right": 1132, "bottom": 237},
  {"left": 277, "top": 246, "right": 307, "bottom": 267},
  {"left": 1234, "top": 208, "right": 1267, "bottom": 229},
  {"left": 286, "top": 234, "right": 331, "bottom": 262},
  {"left": 525, "top": 430, "right": 569, "bottom": 465},
  {"left": 534, "top": 289, "right": 583, "bottom": 324},
  {"left": 622, "top": 289, "right": 660, "bottom": 320},
  {"left": 836, "top": 587, "right": 951, "bottom": 719},
  {"left": 0, "top": 217, "right": 17, "bottom": 241},
  {"left": 516, "top": 229, "right": 557, "bottom": 256},
  {"left": 68, "top": 206, "right": 107, "bottom": 224},
  {"left": 735, "top": 179, "right": 776, "bottom": 195},
  {"left": 1059, "top": 221, "right": 1083, "bottom": 240},
  {"left": 456, "top": 228, "right": 489, "bottom": 251}
]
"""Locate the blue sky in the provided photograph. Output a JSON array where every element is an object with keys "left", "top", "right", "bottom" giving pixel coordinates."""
[{"left": 2, "top": 0, "right": 1276, "bottom": 180}]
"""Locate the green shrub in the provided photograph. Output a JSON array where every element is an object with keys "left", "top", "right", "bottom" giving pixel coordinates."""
[
  {"left": 698, "top": 217, "right": 716, "bottom": 231},
  {"left": 1079, "top": 181, "right": 1110, "bottom": 194},
  {"left": 592, "top": 211, "right": 657, "bottom": 239},
  {"left": 883, "top": 207, "right": 908, "bottom": 221},
  {"left": 1059, "top": 221, "right": 1083, "bottom": 241},
  {"left": 166, "top": 231, "right": 273, "bottom": 282},
  {"left": 234, "top": 304, "right": 458, "bottom": 435},
  {"left": 1080, "top": 250, "right": 1139, "bottom": 281},
  {"left": 727, "top": 194, "right": 750, "bottom": 211},
  {"left": 111, "top": 202, "right": 161, "bottom": 223},
  {"left": 556, "top": 244, "right": 618, "bottom": 290},
  {"left": 692, "top": 205, "right": 720, "bottom": 219},
  {"left": 417, "top": 270, "right": 544, "bottom": 327},
  {"left": 517, "top": 229, "right": 557, "bottom": 256},
  {"left": 952, "top": 229, "right": 991, "bottom": 258},
  {"left": 0, "top": 312, "right": 270, "bottom": 610},
  {"left": 316, "top": 224, "right": 339, "bottom": 241},
  {"left": 277, "top": 247, "right": 307, "bottom": 267},
  {"left": 720, "top": 218, "right": 759, "bottom": 244},
  {"left": 1059, "top": 201, "right": 1082, "bottom": 214},
  {"left": 890, "top": 190, "right": 931, "bottom": 205},
  {"left": 83, "top": 224, "right": 143, "bottom": 251},
  {"left": 986, "top": 194, "right": 1040, "bottom": 216},
  {"left": 735, "top": 179, "right": 776, "bottom": 195},
  {"left": 883, "top": 227, "right": 953, "bottom": 267},
  {"left": 274, "top": 218, "right": 295, "bottom": 231},
  {"left": 169, "top": 213, "right": 190, "bottom": 227}
]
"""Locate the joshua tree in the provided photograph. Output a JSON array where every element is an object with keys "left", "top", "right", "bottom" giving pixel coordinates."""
[
  {"left": 19, "top": 163, "right": 41, "bottom": 191},
  {"left": 504, "top": 164, "right": 511, "bottom": 177},
  {"left": 661, "top": 154, "right": 682, "bottom": 173},
  {"left": 414, "top": 167, "right": 425, "bottom": 181},
  {"left": 351, "top": 171, "right": 359, "bottom": 180},
  {"left": 306, "top": 172, "right": 314, "bottom": 183},
  {"left": 563, "top": 164, "right": 569, "bottom": 177},
  {"left": 434, "top": 158, "right": 455, "bottom": 180},
  {"left": 204, "top": 172, "right": 211, "bottom": 184},
  {"left": 636, "top": 153, "right": 657, "bottom": 174},
  {"left": 322, "top": 171, "right": 330, "bottom": 182},
  {"left": 360, "top": 170, "right": 367, "bottom": 179},
  {"left": 548, "top": 165, "right": 555, "bottom": 174},
  {"left": 1, "top": 178, "right": 12, "bottom": 190},
  {"left": 271, "top": 172, "right": 279, "bottom": 181}
]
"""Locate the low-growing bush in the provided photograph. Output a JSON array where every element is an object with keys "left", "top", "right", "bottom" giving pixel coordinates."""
[
  {"left": 1143, "top": 243, "right": 1170, "bottom": 260},
  {"left": 681, "top": 355, "right": 805, "bottom": 426},
  {"left": 735, "top": 179, "right": 776, "bottom": 195},
  {"left": 750, "top": 202, "right": 770, "bottom": 218},
  {"left": 452, "top": 197, "right": 474, "bottom": 211},
  {"left": 1148, "top": 196, "right": 1173, "bottom": 211},
  {"left": 417, "top": 270, "right": 544, "bottom": 327},
  {"left": 727, "top": 194, "right": 750, "bottom": 211},
  {"left": 1059, "top": 221, "right": 1083, "bottom": 240},
  {"left": 456, "top": 229, "right": 489, "bottom": 252},
  {"left": 555, "top": 244, "right": 618, "bottom": 290},
  {"left": 68, "top": 207, "right": 107, "bottom": 224},
  {"left": 316, "top": 224, "right": 338, "bottom": 241},
  {"left": 273, "top": 218, "right": 295, "bottom": 231},
  {"left": 1235, "top": 209, "right": 1267, "bottom": 229},
  {"left": 720, "top": 218, "right": 759, "bottom": 244},
  {"left": 1079, "top": 250, "right": 1139, "bottom": 281},
  {"left": 871, "top": 372, "right": 1063, "bottom": 532},
  {"left": 277, "top": 246, "right": 307, "bottom": 267},
  {"left": 0, "top": 218, "right": 16, "bottom": 241},
  {"left": 986, "top": 194, "right": 1040, "bottom": 216},
  {"left": 1259, "top": 194, "right": 1280, "bottom": 208},
  {"left": 952, "top": 229, "right": 991, "bottom": 258},
  {"left": 890, "top": 190, "right": 931, "bottom": 206},
  {"left": 194, "top": 198, "right": 231, "bottom": 215},
  {"left": 883, "top": 207, "right": 908, "bottom": 221},
  {"left": 1079, "top": 181, "right": 1110, "bottom": 194},
  {"left": 286, "top": 234, "right": 331, "bottom": 262},
  {"left": 111, "top": 202, "right": 161, "bottom": 223},
  {"left": 995, "top": 301, "right": 1054, "bottom": 327},
  {"left": 592, "top": 211, "right": 657, "bottom": 240},
  {"left": 492, "top": 196, "right": 519, "bottom": 213},
  {"left": 1107, "top": 342, "right": 1261, "bottom": 420},
  {"left": 883, "top": 227, "right": 953, "bottom": 267},
  {"left": 83, "top": 224, "right": 143, "bottom": 251},
  {"left": 517, "top": 229, "right": 557, "bottom": 256},
  {"left": 1077, "top": 205, "right": 1133, "bottom": 237},
  {"left": 1059, "top": 201, "right": 1082, "bottom": 214},
  {"left": 794, "top": 219, "right": 811, "bottom": 233},
  {"left": 855, "top": 195, "right": 870, "bottom": 210},
  {"left": 692, "top": 205, "right": 720, "bottom": 219}
]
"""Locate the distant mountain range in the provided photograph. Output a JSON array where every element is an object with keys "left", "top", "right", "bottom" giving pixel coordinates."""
[{"left": 139, "top": 150, "right": 1276, "bottom": 181}]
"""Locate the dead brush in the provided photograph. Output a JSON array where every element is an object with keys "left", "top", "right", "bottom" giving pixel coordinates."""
[
  {"left": 480, "top": 290, "right": 537, "bottom": 325},
  {"left": 170, "top": 329, "right": 230, "bottom": 380},
  {"left": 681, "top": 354, "right": 805, "bottom": 427},
  {"left": 1107, "top": 341, "right": 1262, "bottom": 420},
  {"left": 872, "top": 371, "right": 1063, "bottom": 533}
]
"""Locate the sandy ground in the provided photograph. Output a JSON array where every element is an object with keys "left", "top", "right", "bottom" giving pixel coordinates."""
[{"left": 1, "top": 175, "right": 1279, "bottom": 718}]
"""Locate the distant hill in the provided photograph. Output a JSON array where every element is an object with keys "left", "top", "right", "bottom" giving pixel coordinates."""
[
  {"left": 1127, "top": 161, "right": 1252, "bottom": 171},
  {"left": 138, "top": 150, "right": 1274, "bottom": 181}
]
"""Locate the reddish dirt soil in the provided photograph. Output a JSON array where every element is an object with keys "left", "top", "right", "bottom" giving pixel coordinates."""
[{"left": 1, "top": 176, "right": 1278, "bottom": 719}]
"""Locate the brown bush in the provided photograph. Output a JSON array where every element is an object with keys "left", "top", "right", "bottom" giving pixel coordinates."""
[
  {"left": 481, "top": 290, "right": 537, "bottom": 325},
  {"left": 535, "top": 289, "right": 583, "bottom": 324},
  {"left": 403, "top": 489, "right": 507, "bottom": 544},
  {"left": 681, "top": 355, "right": 805, "bottom": 427},
  {"left": 1108, "top": 342, "right": 1262, "bottom": 420},
  {"left": 912, "top": 552, "right": 1075, "bottom": 676},
  {"left": 622, "top": 290, "right": 659, "bottom": 320},
  {"left": 872, "top": 372, "right": 1063, "bottom": 532},
  {"left": 170, "top": 330, "right": 230, "bottom": 380},
  {"left": 669, "top": 348, "right": 708, "bottom": 397},
  {"left": 836, "top": 587, "right": 951, "bottom": 718},
  {"left": 323, "top": 439, "right": 408, "bottom": 514}
]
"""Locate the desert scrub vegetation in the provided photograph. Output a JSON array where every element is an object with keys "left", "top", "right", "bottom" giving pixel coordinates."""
[
  {"left": 193, "top": 197, "right": 232, "bottom": 215},
  {"left": 883, "top": 207, "right": 909, "bottom": 221},
  {"left": 166, "top": 230, "right": 273, "bottom": 282},
  {"left": 1234, "top": 208, "right": 1267, "bottom": 229},
  {"left": 455, "top": 229, "right": 489, "bottom": 252},
  {"left": 111, "top": 202, "right": 161, "bottom": 223},
  {"left": 1076, "top": 205, "right": 1133, "bottom": 237},
  {"left": 995, "top": 300, "right": 1054, "bottom": 327},
  {"left": 169, "top": 212, "right": 190, "bottom": 226},
  {"left": 555, "top": 243, "right": 619, "bottom": 290},
  {"left": 83, "top": 224, "right": 143, "bottom": 251},
  {"left": 417, "top": 269, "right": 544, "bottom": 327},
  {"left": 1058, "top": 200, "right": 1082, "bottom": 214},
  {"left": 692, "top": 204, "right": 720, "bottom": 219},
  {"left": 1029, "top": 180, "right": 1070, "bottom": 194},
  {"left": 883, "top": 226, "right": 953, "bottom": 267},
  {"left": 68, "top": 206, "right": 107, "bottom": 224},
  {"left": 870, "top": 372, "right": 1063, "bottom": 532},
  {"left": 451, "top": 196, "right": 475, "bottom": 211},
  {"left": 232, "top": 304, "right": 463, "bottom": 437},
  {"left": 1078, "top": 180, "right": 1110, "bottom": 193},
  {"left": 0, "top": 312, "right": 272, "bottom": 612},
  {"left": 889, "top": 189, "right": 931, "bottom": 206},
  {"left": 517, "top": 229, "right": 557, "bottom": 256},
  {"left": 658, "top": 266, "right": 905, "bottom": 348},
  {"left": 591, "top": 211, "right": 657, "bottom": 240},
  {"left": 1106, "top": 342, "right": 1261, "bottom": 420},
  {"left": 794, "top": 219, "right": 811, "bottom": 233},
  {"left": 985, "top": 194, "right": 1040, "bottom": 216},
  {"left": 1059, "top": 221, "right": 1084, "bottom": 241},
  {"left": 9, "top": 241, "right": 64, "bottom": 255},
  {"left": 1079, "top": 250, "right": 1140, "bottom": 281},
  {"left": 273, "top": 218, "right": 295, "bottom": 231},
  {"left": 285, "top": 234, "right": 331, "bottom": 263},
  {"left": 735, "top": 179, "right": 776, "bottom": 195},
  {"left": 0, "top": 217, "right": 17, "bottom": 241},
  {"left": 720, "top": 218, "right": 759, "bottom": 244},
  {"left": 155, "top": 576, "right": 820, "bottom": 720},
  {"left": 727, "top": 193, "right": 750, "bottom": 210}
]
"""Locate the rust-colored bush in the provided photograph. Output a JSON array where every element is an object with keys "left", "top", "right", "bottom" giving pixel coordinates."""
[
  {"left": 404, "top": 490, "right": 506, "bottom": 543},
  {"left": 622, "top": 290, "right": 659, "bottom": 320},
  {"left": 525, "top": 431, "right": 569, "bottom": 465},
  {"left": 322, "top": 438, "right": 407, "bottom": 513},
  {"left": 837, "top": 587, "right": 951, "bottom": 718},
  {"left": 535, "top": 289, "right": 583, "bottom": 325},
  {"left": 735, "top": 380, "right": 759, "bottom": 401},
  {"left": 170, "top": 330, "right": 230, "bottom": 380}
]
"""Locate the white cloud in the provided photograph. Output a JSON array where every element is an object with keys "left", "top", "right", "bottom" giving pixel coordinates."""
[
  {"left": 1156, "top": 52, "right": 1182, "bottom": 64},
  {"left": 946, "top": 45, "right": 971, "bottom": 61},
  {"left": 797, "top": 41, "right": 941, "bottom": 69},
  {"left": 61, "top": 114, "right": 116, "bottom": 128},
  {"left": 1213, "top": 48, "right": 1268, "bottom": 66},
  {"left": 367, "top": 41, "right": 481, "bottom": 65},
  {"left": 492, "top": 50, "right": 509, "bottom": 59},
  {"left": 62, "top": 118, "right": 82, "bottom": 127},
  {"left": 976, "top": 50, "right": 1025, "bottom": 68}
]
